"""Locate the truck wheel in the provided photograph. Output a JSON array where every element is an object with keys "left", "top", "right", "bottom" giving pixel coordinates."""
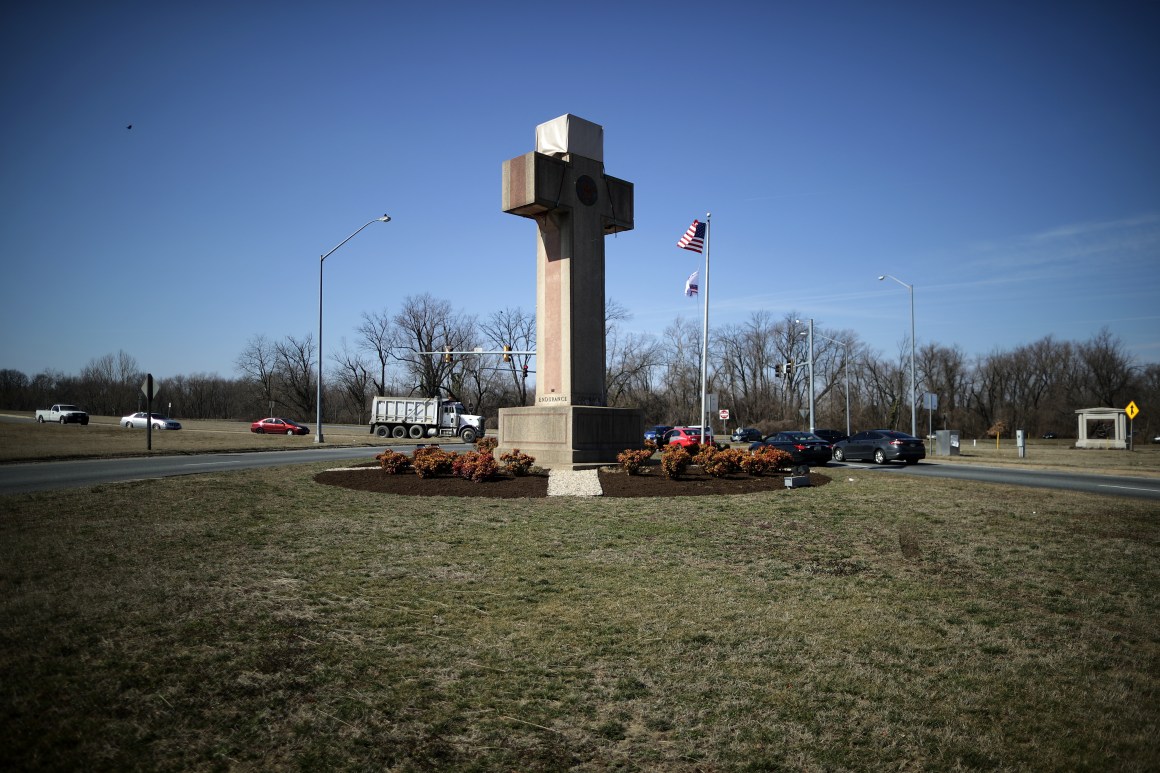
[
  {"left": 408, "top": 425, "right": 424, "bottom": 439},
  {"left": 460, "top": 427, "right": 477, "bottom": 443},
  {"left": 60, "top": 417, "right": 67, "bottom": 424},
  {"left": 391, "top": 425, "right": 406, "bottom": 439},
  {"left": 37, "top": 416, "right": 44, "bottom": 423},
  {"left": 375, "top": 426, "right": 389, "bottom": 438}
]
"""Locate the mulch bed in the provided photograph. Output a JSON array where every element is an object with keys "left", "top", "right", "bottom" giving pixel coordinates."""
[{"left": 314, "top": 464, "right": 830, "bottom": 498}]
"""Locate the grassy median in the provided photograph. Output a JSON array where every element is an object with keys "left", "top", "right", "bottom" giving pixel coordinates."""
[{"left": 2, "top": 462, "right": 1157, "bottom": 770}]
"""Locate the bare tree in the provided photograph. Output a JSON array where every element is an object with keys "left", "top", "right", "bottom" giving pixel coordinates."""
[
  {"left": 480, "top": 306, "right": 535, "bottom": 406},
  {"left": 235, "top": 335, "right": 279, "bottom": 416},
  {"left": 331, "top": 339, "right": 373, "bottom": 423},
  {"left": 273, "top": 334, "right": 316, "bottom": 418},
  {"left": 356, "top": 309, "right": 394, "bottom": 396},
  {"left": 391, "top": 293, "right": 477, "bottom": 400}
]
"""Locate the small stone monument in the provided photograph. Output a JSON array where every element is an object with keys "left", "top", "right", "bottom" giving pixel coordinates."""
[{"left": 496, "top": 114, "right": 644, "bottom": 468}]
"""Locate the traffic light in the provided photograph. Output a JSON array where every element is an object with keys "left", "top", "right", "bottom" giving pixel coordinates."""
[
  {"left": 502, "top": 345, "right": 511, "bottom": 363},
  {"left": 775, "top": 363, "right": 785, "bottom": 378},
  {"left": 786, "top": 360, "right": 794, "bottom": 375},
  {"left": 521, "top": 364, "right": 528, "bottom": 380},
  {"left": 442, "top": 346, "right": 452, "bottom": 364}
]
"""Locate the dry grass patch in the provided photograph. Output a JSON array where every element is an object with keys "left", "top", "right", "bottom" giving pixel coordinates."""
[{"left": 1, "top": 466, "right": 1157, "bottom": 770}]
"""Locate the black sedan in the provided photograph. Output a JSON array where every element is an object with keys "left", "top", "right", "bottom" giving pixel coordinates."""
[
  {"left": 833, "top": 430, "right": 925, "bottom": 464},
  {"left": 730, "top": 427, "right": 762, "bottom": 443},
  {"left": 754, "top": 431, "right": 833, "bottom": 465}
]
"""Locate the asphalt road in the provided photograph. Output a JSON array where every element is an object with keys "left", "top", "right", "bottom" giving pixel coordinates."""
[
  {"left": 829, "top": 460, "right": 1160, "bottom": 502},
  {"left": 2, "top": 450, "right": 1159, "bottom": 501}
]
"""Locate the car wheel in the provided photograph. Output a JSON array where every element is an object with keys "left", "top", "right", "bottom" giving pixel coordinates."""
[
  {"left": 904, "top": 458, "right": 919, "bottom": 465},
  {"left": 122, "top": 422, "right": 130, "bottom": 428},
  {"left": 284, "top": 429, "right": 294, "bottom": 435},
  {"left": 833, "top": 447, "right": 845, "bottom": 462},
  {"left": 255, "top": 427, "right": 264, "bottom": 434},
  {"left": 874, "top": 449, "right": 887, "bottom": 464}
]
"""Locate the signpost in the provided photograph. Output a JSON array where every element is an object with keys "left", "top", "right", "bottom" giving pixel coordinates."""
[
  {"left": 1126, "top": 400, "right": 1139, "bottom": 450},
  {"left": 140, "top": 374, "right": 161, "bottom": 451}
]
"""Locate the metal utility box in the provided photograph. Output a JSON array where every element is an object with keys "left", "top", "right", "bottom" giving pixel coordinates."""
[{"left": 935, "top": 430, "right": 961, "bottom": 456}]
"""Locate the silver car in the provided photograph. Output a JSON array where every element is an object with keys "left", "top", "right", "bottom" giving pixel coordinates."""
[{"left": 120, "top": 412, "right": 182, "bottom": 430}]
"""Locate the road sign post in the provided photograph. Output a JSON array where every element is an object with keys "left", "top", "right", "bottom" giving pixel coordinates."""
[{"left": 1126, "top": 401, "right": 1139, "bottom": 450}]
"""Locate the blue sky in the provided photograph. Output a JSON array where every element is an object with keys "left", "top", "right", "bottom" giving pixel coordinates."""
[{"left": 2, "top": 1, "right": 1158, "bottom": 381}]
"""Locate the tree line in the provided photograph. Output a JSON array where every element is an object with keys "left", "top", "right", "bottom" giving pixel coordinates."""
[{"left": 2, "top": 292, "right": 1155, "bottom": 439}]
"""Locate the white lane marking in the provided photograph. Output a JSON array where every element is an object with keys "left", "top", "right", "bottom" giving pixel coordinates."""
[{"left": 1098, "top": 484, "right": 1158, "bottom": 493}]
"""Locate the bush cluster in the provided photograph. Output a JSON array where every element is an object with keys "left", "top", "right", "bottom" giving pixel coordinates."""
[
  {"left": 701, "top": 447, "right": 746, "bottom": 478},
  {"left": 475, "top": 436, "right": 498, "bottom": 454},
  {"left": 452, "top": 450, "right": 499, "bottom": 483},
  {"left": 499, "top": 449, "right": 535, "bottom": 477},
  {"left": 660, "top": 445, "right": 691, "bottom": 479},
  {"left": 375, "top": 449, "right": 412, "bottom": 475},
  {"left": 742, "top": 445, "right": 792, "bottom": 475},
  {"left": 617, "top": 448, "right": 654, "bottom": 475},
  {"left": 412, "top": 446, "right": 456, "bottom": 478}
]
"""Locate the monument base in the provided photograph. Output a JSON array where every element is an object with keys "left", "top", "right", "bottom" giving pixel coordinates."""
[{"left": 496, "top": 404, "right": 645, "bottom": 470}]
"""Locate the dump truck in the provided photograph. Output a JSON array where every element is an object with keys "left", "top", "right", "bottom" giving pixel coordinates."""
[{"left": 369, "top": 396, "right": 484, "bottom": 442}]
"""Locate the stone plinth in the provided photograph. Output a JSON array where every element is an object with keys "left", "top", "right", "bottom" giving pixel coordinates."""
[{"left": 497, "top": 405, "right": 644, "bottom": 470}]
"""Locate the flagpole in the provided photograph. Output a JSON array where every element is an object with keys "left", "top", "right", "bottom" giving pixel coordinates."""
[{"left": 699, "top": 212, "right": 711, "bottom": 442}]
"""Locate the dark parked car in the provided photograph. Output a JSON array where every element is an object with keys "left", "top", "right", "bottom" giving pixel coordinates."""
[
  {"left": 833, "top": 430, "right": 925, "bottom": 464},
  {"left": 812, "top": 429, "right": 848, "bottom": 445},
  {"left": 250, "top": 417, "right": 310, "bottom": 435},
  {"left": 730, "top": 427, "right": 762, "bottom": 443},
  {"left": 644, "top": 425, "right": 674, "bottom": 444},
  {"left": 1042, "top": 432, "right": 1058, "bottom": 439},
  {"left": 757, "top": 431, "right": 833, "bottom": 465}
]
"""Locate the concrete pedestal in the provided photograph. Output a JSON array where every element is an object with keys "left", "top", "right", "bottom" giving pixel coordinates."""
[{"left": 496, "top": 404, "right": 644, "bottom": 470}]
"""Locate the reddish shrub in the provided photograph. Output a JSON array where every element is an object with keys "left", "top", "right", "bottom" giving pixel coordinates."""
[
  {"left": 743, "top": 446, "right": 792, "bottom": 476},
  {"left": 453, "top": 450, "right": 499, "bottom": 482},
  {"left": 499, "top": 449, "right": 536, "bottom": 477},
  {"left": 703, "top": 447, "right": 745, "bottom": 478},
  {"left": 617, "top": 448, "right": 654, "bottom": 475},
  {"left": 412, "top": 446, "right": 456, "bottom": 478},
  {"left": 660, "top": 445, "right": 691, "bottom": 479},
  {"left": 375, "top": 449, "right": 412, "bottom": 475},
  {"left": 476, "top": 436, "right": 498, "bottom": 454}
]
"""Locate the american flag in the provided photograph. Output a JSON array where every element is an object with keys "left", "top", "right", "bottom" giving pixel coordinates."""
[
  {"left": 684, "top": 270, "right": 699, "bottom": 297},
  {"left": 677, "top": 219, "right": 705, "bottom": 253}
]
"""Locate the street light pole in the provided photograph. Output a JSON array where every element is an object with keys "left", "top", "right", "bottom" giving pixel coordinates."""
[
  {"left": 878, "top": 274, "right": 916, "bottom": 437},
  {"left": 316, "top": 215, "right": 391, "bottom": 444},
  {"left": 795, "top": 318, "right": 816, "bottom": 433}
]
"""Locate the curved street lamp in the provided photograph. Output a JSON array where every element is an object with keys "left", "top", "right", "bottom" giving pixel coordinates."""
[
  {"left": 316, "top": 215, "right": 391, "bottom": 443},
  {"left": 878, "top": 274, "right": 916, "bottom": 437}
]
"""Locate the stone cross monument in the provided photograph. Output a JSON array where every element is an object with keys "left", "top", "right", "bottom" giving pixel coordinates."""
[{"left": 496, "top": 114, "right": 644, "bottom": 468}]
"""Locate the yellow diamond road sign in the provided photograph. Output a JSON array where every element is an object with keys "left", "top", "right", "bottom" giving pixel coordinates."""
[{"left": 1125, "top": 401, "right": 1139, "bottom": 420}]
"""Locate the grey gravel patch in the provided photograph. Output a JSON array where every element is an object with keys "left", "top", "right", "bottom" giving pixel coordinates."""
[{"left": 547, "top": 468, "right": 604, "bottom": 497}]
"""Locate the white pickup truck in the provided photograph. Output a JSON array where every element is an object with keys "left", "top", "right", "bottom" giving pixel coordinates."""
[{"left": 35, "top": 404, "right": 90, "bottom": 425}]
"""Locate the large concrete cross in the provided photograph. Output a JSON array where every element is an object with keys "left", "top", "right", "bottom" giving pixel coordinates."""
[
  {"left": 497, "top": 114, "right": 642, "bottom": 468},
  {"left": 501, "top": 114, "right": 634, "bottom": 407}
]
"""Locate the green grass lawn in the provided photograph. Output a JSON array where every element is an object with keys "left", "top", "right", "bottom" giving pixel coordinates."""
[{"left": 2, "top": 462, "right": 1157, "bottom": 770}]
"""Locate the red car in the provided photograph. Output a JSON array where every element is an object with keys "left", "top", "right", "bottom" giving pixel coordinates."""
[
  {"left": 250, "top": 417, "right": 310, "bottom": 435},
  {"left": 662, "top": 426, "right": 706, "bottom": 448}
]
